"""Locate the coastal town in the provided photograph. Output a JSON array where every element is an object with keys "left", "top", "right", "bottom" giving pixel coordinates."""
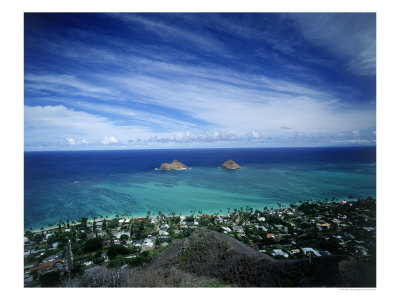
[{"left": 24, "top": 197, "right": 376, "bottom": 287}]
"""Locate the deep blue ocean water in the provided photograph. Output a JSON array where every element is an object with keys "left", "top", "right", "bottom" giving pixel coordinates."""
[{"left": 24, "top": 147, "right": 376, "bottom": 230}]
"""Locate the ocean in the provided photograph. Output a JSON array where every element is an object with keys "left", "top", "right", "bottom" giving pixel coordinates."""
[{"left": 24, "top": 147, "right": 376, "bottom": 230}]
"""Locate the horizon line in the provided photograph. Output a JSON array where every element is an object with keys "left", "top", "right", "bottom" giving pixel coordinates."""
[{"left": 24, "top": 145, "right": 377, "bottom": 153}]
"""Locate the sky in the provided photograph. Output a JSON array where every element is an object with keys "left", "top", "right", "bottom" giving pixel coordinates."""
[{"left": 24, "top": 13, "right": 376, "bottom": 150}]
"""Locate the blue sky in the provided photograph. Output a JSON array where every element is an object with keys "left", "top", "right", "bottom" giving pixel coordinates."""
[{"left": 24, "top": 13, "right": 376, "bottom": 150}]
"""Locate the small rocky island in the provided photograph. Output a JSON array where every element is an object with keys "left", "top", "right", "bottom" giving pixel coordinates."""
[
  {"left": 159, "top": 159, "right": 189, "bottom": 170},
  {"left": 221, "top": 159, "right": 241, "bottom": 170}
]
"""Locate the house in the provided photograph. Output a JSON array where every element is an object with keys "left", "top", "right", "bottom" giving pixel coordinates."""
[
  {"left": 159, "top": 230, "right": 169, "bottom": 236},
  {"left": 116, "top": 232, "right": 130, "bottom": 239},
  {"left": 141, "top": 238, "right": 155, "bottom": 252},
  {"left": 42, "top": 254, "right": 59, "bottom": 263},
  {"left": 257, "top": 217, "right": 266, "bottom": 222},
  {"left": 28, "top": 259, "right": 62, "bottom": 273},
  {"left": 362, "top": 227, "right": 376, "bottom": 232},
  {"left": 101, "top": 253, "right": 109, "bottom": 262},
  {"left": 161, "top": 242, "right": 169, "bottom": 247},
  {"left": 301, "top": 248, "right": 321, "bottom": 257},
  {"left": 267, "top": 233, "right": 275, "bottom": 238},
  {"left": 24, "top": 273, "right": 33, "bottom": 283},
  {"left": 135, "top": 218, "right": 147, "bottom": 223},
  {"left": 216, "top": 216, "right": 224, "bottom": 224},
  {"left": 316, "top": 223, "right": 331, "bottom": 229},
  {"left": 355, "top": 246, "right": 368, "bottom": 256},
  {"left": 232, "top": 225, "right": 244, "bottom": 233},
  {"left": 290, "top": 249, "right": 300, "bottom": 255},
  {"left": 255, "top": 225, "right": 268, "bottom": 232},
  {"left": 221, "top": 227, "right": 232, "bottom": 233},
  {"left": 319, "top": 250, "right": 332, "bottom": 256},
  {"left": 80, "top": 258, "right": 93, "bottom": 266},
  {"left": 272, "top": 249, "right": 288, "bottom": 258}
]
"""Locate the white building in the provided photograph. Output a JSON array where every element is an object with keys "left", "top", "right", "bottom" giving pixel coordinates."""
[
  {"left": 302, "top": 248, "right": 321, "bottom": 257},
  {"left": 272, "top": 249, "right": 288, "bottom": 258}
]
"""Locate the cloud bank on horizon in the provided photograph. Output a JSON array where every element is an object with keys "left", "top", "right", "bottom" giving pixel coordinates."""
[{"left": 24, "top": 13, "right": 376, "bottom": 150}]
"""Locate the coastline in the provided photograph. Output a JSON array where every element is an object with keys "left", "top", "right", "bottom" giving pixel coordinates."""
[{"left": 25, "top": 196, "right": 362, "bottom": 233}]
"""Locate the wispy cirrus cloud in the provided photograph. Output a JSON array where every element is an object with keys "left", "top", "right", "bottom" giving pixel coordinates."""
[
  {"left": 24, "top": 13, "right": 376, "bottom": 150},
  {"left": 111, "top": 14, "right": 225, "bottom": 53}
]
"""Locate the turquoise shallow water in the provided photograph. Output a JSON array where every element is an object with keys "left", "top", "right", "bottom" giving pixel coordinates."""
[{"left": 24, "top": 147, "right": 376, "bottom": 230}]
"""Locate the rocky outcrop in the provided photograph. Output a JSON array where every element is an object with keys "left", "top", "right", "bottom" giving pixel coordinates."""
[
  {"left": 221, "top": 160, "right": 241, "bottom": 169},
  {"left": 159, "top": 160, "right": 188, "bottom": 170}
]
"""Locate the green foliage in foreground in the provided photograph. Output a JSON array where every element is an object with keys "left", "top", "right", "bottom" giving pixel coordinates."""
[
  {"left": 39, "top": 271, "right": 60, "bottom": 287},
  {"left": 83, "top": 237, "right": 103, "bottom": 253},
  {"left": 107, "top": 244, "right": 130, "bottom": 259}
]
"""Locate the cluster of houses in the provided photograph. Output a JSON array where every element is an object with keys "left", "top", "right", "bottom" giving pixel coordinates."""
[{"left": 24, "top": 198, "right": 376, "bottom": 287}]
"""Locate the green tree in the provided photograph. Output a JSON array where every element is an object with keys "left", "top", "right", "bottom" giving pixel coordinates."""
[
  {"left": 107, "top": 244, "right": 129, "bottom": 259},
  {"left": 81, "top": 217, "right": 88, "bottom": 228},
  {"left": 83, "top": 237, "right": 103, "bottom": 253},
  {"left": 120, "top": 234, "right": 129, "bottom": 241}
]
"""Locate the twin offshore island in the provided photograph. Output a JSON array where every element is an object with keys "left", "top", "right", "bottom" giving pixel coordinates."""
[
  {"left": 24, "top": 196, "right": 376, "bottom": 288},
  {"left": 157, "top": 159, "right": 241, "bottom": 170}
]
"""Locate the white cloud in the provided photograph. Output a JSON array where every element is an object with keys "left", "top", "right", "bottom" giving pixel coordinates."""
[
  {"left": 66, "top": 137, "right": 89, "bottom": 145},
  {"left": 25, "top": 74, "right": 122, "bottom": 101},
  {"left": 25, "top": 105, "right": 153, "bottom": 147},
  {"left": 333, "top": 139, "right": 373, "bottom": 144},
  {"left": 138, "top": 130, "right": 237, "bottom": 144},
  {"left": 289, "top": 14, "right": 375, "bottom": 76},
  {"left": 101, "top": 136, "right": 119, "bottom": 145},
  {"left": 112, "top": 14, "right": 224, "bottom": 53},
  {"left": 247, "top": 131, "right": 261, "bottom": 139}
]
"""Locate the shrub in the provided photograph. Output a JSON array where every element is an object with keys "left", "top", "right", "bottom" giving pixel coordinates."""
[
  {"left": 83, "top": 237, "right": 103, "bottom": 253},
  {"left": 107, "top": 244, "right": 129, "bottom": 259}
]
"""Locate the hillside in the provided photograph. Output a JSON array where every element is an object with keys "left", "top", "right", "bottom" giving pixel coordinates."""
[{"left": 63, "top": 228, "right": 375, "bottom": 287}]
